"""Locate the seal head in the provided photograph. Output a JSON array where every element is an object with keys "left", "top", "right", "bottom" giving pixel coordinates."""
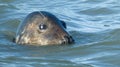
[{"left": 15, "top": 11, "right": 74, "bottom": 46}]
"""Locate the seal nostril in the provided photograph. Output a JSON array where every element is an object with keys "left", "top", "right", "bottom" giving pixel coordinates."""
[
  {"left": 69, "top": 36, "right": 74, "bottom": 42},
  {"left": 64, "top": 35, "right": 74, "bottom": 44},
  {"left": 64, "top": 36, "right": 69, "bottom": 42},
  {"left": 62, "top": 41, "right": 66, "bottom": 44}
]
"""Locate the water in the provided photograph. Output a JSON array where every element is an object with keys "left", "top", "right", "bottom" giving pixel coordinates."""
[{"left": 0, "top": 0, "right": 120, "bottom": 67}]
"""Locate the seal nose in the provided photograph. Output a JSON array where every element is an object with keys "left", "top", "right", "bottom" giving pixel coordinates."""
[{"left": 62, "top": 35, "right": 74, "bottom": 44}]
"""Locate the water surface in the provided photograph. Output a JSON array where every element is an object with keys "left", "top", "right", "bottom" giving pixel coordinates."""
[{"left": 0, "top": 0, "right": 120, "bottom": 67}]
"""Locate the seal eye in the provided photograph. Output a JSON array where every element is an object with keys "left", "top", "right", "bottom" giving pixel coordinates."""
[{"left": 39, "top": 24, "right": 47, "bottom": 30}]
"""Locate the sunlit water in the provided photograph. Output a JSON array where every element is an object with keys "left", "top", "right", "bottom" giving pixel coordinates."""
[{"left": 0, "top": 0, "right": 120, "bottom": 67}]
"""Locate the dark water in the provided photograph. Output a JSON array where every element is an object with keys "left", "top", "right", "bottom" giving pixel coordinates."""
[{"left": 0, "top": 0, "right": 120, "bottom": 67}]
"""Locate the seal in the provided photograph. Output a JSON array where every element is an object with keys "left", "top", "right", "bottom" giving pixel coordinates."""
[{"left": 15, "top": 11, "right": 74, "bottom": 46}]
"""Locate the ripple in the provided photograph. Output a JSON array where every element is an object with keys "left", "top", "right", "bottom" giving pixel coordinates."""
[
  {"left": 79, "top": 7, "right": 117, "bottom": 16},
  {"left": 0, "top": 0, "right": 16, "bottom": 3}
]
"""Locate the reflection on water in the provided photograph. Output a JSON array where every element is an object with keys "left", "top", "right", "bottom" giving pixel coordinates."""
[{"left": 0, "top": 0, "right": 120, "bottom": 67}]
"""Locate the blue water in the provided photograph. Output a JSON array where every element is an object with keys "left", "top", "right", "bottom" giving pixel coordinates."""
[{"left": 0, "top": 0, "right": 120, "bottom": 67}]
